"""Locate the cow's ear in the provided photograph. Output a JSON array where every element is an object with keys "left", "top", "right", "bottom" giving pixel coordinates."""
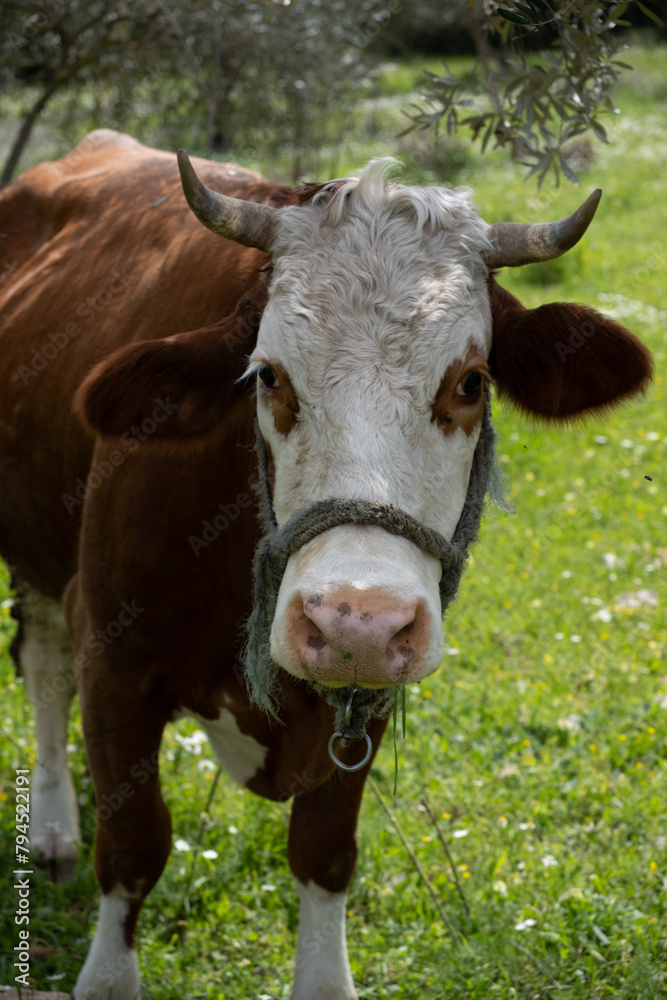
[
  {"left": 75, "top": 325, "right": 248, "bottom": 441},
  {"left": 488, "top": 277, "right": 653, "bottom": 419}
]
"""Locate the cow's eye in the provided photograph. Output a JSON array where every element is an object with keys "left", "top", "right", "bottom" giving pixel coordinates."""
[
  {"left": 258, "top": 365, "right": 278, "bottom": 388},
  {"left": 456, "top": 372, "right": 483, "bottom": 397}
]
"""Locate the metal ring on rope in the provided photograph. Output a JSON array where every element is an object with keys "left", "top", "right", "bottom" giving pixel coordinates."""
[
  {"left": 328, "top": 731, "right": 373, "bottom": 772},
  {"left": 328, "top": 688, "right": 374, "bottom": 772}
]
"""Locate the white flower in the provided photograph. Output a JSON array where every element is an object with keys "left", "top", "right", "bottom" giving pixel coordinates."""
[
  {"left": 542, "top": 854, "right": 558, "bottom": 867},
  {"left": 561, "top": 570, "right": 572, "bottom": 578},
  {"left": 602, "top": 552, "right": 618, "bottom": 568},
  {"left": 570, "top": 634, "right": 582, "bottom": 643},
  {"left": 174, "top": 839, "right": 191, "bottom": 852},
  {"left": 615, "top": 589, "right": 658, "bottom": 609},
  {"left": 518, "top": 822, "right": 535, "bottom": 831},
  {"left": 554, "top": 632, "right": 564, "bottom": 640},
  {"left": 621, "top": 439, "right": 633, "bottom": 448},
  {"left": 558, "top": 714, "right": 583, "bottom": 732},
  {"left": 174, "top": 729, "right": 208, "bottom": 754},
  {"left": 593, "top": 435, "right": 608, "bottom": 444},
  {"left": 515, "top": 918, "right": 537, "bottom": 931},
  {"left": 261, "top": 884, "right": 277, "bottom": 891},
  {"left": 202, "top": 849, "right": 218, "bottom": 860},
  {"left": 228, "top": 825, "right": 238, "bottom": 835},
  {"left": 592, "top": 608, "right": 612, "bottom": 623},
  {"left": 197, "top": 758, "right": 216, "bottom": 773},
  {"left": 446, "top": 646, "right": 460, "bottom": 656},
  {"left": 452, "top": 828, "right": 469, "bottom": 839}
]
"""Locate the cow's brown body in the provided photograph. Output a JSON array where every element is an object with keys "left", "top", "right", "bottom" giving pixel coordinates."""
[
  {"left": 1, "top": 130, "right": 652, "bottom": 999},
  {"left": 1, "top": 133, "right": 382, "bottom": 994}
]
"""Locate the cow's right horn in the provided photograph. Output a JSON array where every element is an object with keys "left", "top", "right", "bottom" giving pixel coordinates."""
[
  {"left": 484, "top": 188, "right": 602, "bottom": 269},
  {"left": 177, "top": 149, "right": 278, "bottom": 252}
]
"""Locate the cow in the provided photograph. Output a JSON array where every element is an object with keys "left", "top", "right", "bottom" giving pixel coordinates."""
[{"left": 0, "top": 129, "right": 652, "bottom": 1000}]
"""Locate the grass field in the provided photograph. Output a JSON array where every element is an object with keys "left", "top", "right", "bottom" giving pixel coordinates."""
[{"left": 1, "top": 40, "right": 665, "bottom": 1000}]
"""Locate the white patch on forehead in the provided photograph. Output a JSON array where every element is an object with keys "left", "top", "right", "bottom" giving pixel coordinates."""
[{"left": 251, "top": 159, "right": 493, "bottom": 539}]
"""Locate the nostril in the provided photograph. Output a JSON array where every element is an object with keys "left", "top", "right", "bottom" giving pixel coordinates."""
[
  {"left": 306, "top": 631, "right": 326, "bottom": 651},
  {"left": 387, "top": 620, "right": 417, "bottom": 663}
]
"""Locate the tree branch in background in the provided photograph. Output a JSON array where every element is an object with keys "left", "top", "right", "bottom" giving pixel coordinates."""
[{"left": 402, "top": 0, "right": 664, "bottom": 186}]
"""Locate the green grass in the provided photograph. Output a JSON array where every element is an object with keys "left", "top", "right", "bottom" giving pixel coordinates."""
[{"left": 1, "top": 40, "right": 666, "bottom": 1000}]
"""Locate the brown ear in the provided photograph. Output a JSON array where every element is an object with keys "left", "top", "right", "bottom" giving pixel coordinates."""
[
  {"left": 75, "top": 323, "right": 248, "bottom": 440},
  {"left": 488, "top": 277, "right": 653, "bottom": 419}
]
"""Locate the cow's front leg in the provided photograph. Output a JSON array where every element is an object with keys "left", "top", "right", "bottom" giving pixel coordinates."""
[
  {"left": 73, "top": 673, "right": 172, "bottom": 1000},
  {"left": 13, "top": 581, "right": 80, "bottom": 877},
  {"left": 287, "top": 716, "right": 387, "bottom": 1000}
]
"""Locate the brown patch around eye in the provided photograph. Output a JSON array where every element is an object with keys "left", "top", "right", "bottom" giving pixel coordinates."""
[
  {"left": 258, "top": 360, "right": 300, "bottom": 436},
  {"left": 431, "top": 343, "right": 490, "bottom": 438}
]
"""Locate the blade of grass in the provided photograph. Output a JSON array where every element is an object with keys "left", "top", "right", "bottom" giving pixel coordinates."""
[
  {"left": 421, "top": 794, "right": 471, "bottom": 921},
  {"left": 368, "top": 775, "right": 462, "bottom": 946}
]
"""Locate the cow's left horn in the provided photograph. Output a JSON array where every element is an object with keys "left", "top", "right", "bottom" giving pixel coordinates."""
[
  {"left": 177, "top": 149, "right": 277, "bottom": 252},
  {"left": 484, "top": 188, "right": 602, "bottom": 269}
]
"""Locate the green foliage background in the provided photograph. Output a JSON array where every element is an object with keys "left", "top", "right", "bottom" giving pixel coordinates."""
[{"left": 0, "top": 41, "right": 665, "bottom": 1000}]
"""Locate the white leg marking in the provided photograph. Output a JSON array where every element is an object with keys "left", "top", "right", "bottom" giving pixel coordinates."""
[
  {"left": 291, "top": 878, "right": 358, "bottom": 1000},
  {"left": 74, "top": 887, "right": 141, "bottom": 1000},
  {"left": 18, "top": 584, "right": 80, "bottom": 863},
  {"left": 183, "top": 706, "right": 268, "bottom": 786}
]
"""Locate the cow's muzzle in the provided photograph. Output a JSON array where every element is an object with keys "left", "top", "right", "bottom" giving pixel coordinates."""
[{"left": 242, "top": 390, "right": 499, "bottom": 745}]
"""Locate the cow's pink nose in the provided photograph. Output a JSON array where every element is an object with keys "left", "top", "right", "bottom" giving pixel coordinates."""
[{"left": 285, "top": 586, "right": 431, "bottom": 687}]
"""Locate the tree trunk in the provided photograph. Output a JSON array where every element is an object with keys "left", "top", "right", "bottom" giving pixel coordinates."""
[{"left": 1, "top": 80, "right": 62, "bottom": 187}]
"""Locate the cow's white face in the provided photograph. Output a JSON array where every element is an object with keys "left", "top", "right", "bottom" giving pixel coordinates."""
[{"left": 247, "top": 163, "right": 494, "bottom": 689}]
